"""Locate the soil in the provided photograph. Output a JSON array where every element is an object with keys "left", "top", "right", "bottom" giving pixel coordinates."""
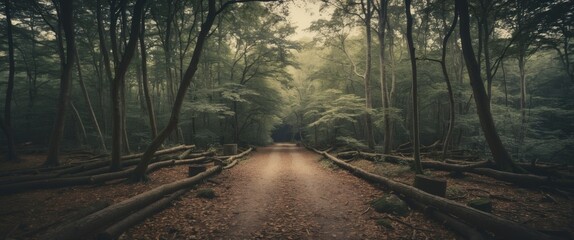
[
  {"left": 0, "top": 144, "right": 571, "bottom": 239},
  {"left": 124, "top": 143, "right": 454, "bottom": 239}
]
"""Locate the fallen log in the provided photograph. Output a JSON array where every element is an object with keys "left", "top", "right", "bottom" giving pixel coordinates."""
[
  {"left": 0, "top": 156, "right": 207, "bottom": 195},
  {"left": 222, "top": 147, "right": 253, "bottom": 169},
  {"left": 421, "top": 160, "right": 492, "bottom": 172},
  {"left": 41, "top": 166, "right": 222, "bottom": 240},
  {"left": 311, "top": 148, "right": 552, "bottom": 240},
  {"left": 353, "top": 152, "right": 571, "bottom": 187},
  {"left": 407, "top": 199, "right": 485, "bottom": 240},
  {"left": 117, "top": 145, "right": 195, "bottom": 161},
  {"left": 96, "top": 189, "right": 188, "bottom": 240},
  {"left": 227, "top": 147, "right": 252, "bottom": 162},
  {"left": 0, "top": 176, "right": 93, "bottom": 195},
  {"left": 174, "top": 156, "right": 210, "bottom": 165},
  {"left": 0, "top": 173, "right": 60, "bottom": 185},
  {"left": 223, "top": 159, "right": 238, "bottom": 169},
  {"left": 469, "top": 168, "right": 574, "bottom": 187},
  {"left": 176, "top": 149, "right": 213, "bottom": 160},
  {"left": 23, "top": 201, "right": 110, "bottom": 238},
  {"left": 335, "top": 151, "right": 358, "bottom": 160}
]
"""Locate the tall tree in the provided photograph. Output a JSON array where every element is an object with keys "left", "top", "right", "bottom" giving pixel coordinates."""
[
  {"left": 44, "top": 0, "right": 76, "bottom": 166},
  {"left": 375, "top": 0, "right": 391, "bottom": 154},
  {"left": 405, "top": 0, "right": 423, "bottom": 174},
  {"left": 139, "top": 7, "right": 158, "bottom": 139},
  {"left": 2, "top": 0, "right": 19, "bottom": 161},
  {"left": 456, "top": 0, "right": 517, "bottom": 171},
  {"left": 439, "top": 2, "right": 458, "bottom": 160},
  {"left": 131, "top": 0, "right": 276, "bottom": 181},
  {"left": 74, "top": 49, "right": 107, "bottom": 152},
  {"left": 360, "top": 0, "right": 376, "bottom": 150},
  {"left": 109, "top": 0, "right": 147, "bottom": 171}
]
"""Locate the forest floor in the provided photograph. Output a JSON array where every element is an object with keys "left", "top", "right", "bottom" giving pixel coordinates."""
[{"left": 0, "top": 143, "right": 572, "bottom": 239}]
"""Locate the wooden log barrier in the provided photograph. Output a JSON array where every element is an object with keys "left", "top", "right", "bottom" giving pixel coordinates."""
[
  {"left": 413, "top": 174, "right": 447, "bottom": 197},
  {"left": 310, "top": 148, "right": 552, "bottom": 240},
  {"left": 41, "top": 166, "right": 222, "bottom": 240},
  {"left": 223, "top": 144, "right": 238, "bottom": 156}
]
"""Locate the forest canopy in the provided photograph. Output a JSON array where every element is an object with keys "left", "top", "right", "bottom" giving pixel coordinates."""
[{"left": 0, "top": 0, "right": 573, "bottom": 169}]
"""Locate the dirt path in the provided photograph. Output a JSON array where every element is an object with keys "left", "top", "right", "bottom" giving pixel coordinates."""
[
  {"left": 221, "top": 143, "right": 381, "bottom": 239},
  {"left": 125, "top": 144, "right": 454, "bottom": 239}
]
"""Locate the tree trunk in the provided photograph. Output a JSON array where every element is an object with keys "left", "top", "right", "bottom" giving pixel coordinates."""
[
  {"left": 139, "top": 12, "right": 158, "bottom": 139},
  {"left": 456, "top": 0, "right": 516, "bottom": 171},
  {"left": 2, "top": 0, "right": 18, "bottom": 161},
  {"left": 440, "top": 7, "right": 458, "bottom": 160},
  {"left": 131, "top": 0, "right": 219, "bottom": 181},
  {"left": 361, "top": 0, "right": 375, "bottom": 150},
  {"left": 45, "top": 0, "right": 76, "bottom": 166},
  {"left": 479, "top": 0, "right": 494, "bottom": 98},
  {"left": 110, "top": 0, "right": 147, "bottom": 171},
  {"left": 405, "top": 0, "right": 423, "bottom": 174},
  {"left": 70, "top": 102, "right": 88, "bottom": 145},
  {"left": 518, "top": 35, "right": 527, "bottom": 148},
  {"left": 377, "top": 0, "right": 391, "bottom": 154},
  {"left": 75, "top": 49, "right": 107, "bottom": 152},
  {"left": 96, "top": 0, "right": 114, "bottom": 142}
]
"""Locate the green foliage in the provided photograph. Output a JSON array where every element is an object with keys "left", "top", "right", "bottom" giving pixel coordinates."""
[
  {"left": 335, "top": 136, "right": 367, "bottom": 149},
  {"left": 371, "top": 195, "right": 410, "bottom": 216},
  {"left": 306, "top": 89, "right": 368, "bottom": 128},
  {"left": 196, "top": 188, "right": 216, "bottom": 199}
]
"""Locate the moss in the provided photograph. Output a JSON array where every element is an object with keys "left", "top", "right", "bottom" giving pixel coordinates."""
[
  {"left": 446, "top": 187, "right": 467, "bottom": 199},
  {"left": 467, "top": 197, "right": 492, "bottom": 213},
  {"left": 319, "top": 157, "right": 339, "bottom": 170},
  {"left": 196, "top": 188, "right": 216, "bottom": 199},
  {"left": 376, "top": 218, "right": 394, "bottom": 229},
  {"left": 371, "top": 194, "right": 410, "bottom": 216}
]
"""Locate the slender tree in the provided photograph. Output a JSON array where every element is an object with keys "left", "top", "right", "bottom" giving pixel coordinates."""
[
  {"left": 131, "top": 0, "right": 280, "bottom": 181},
  {"left": 360, "top": 0, "right": 376, "bottom": 150},
  {"left": 440, "top": 4, "right": 458, "bottom": 160},
  {"left": 75, "top": 49, "right": 107, "bottom": 152},
  {"left": 2, "top": 0, "right": 19, "bottom": 161},
  {"left": 375, "top": 0, "right": 391, "bottom": 154},
  {"left": 44, "top": 0, "right": 76, "bottom": 166},
  {"left": 456, "top": 0, "right": 517, "bottom": 171},
  {"left": 139, "top": 7, "right": 158, "bottom": 139},
  {"left": 109, "top": 0, "right": 147, "bottom": 171},
  {"left": 405, "top": 0, "right": 422, "bottom": 174}
]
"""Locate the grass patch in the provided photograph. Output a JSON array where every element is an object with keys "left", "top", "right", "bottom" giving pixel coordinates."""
[
  {"left": 371, "top": 194, "right": 410, "bottom": 216},
  {"left": 196, "top": 188, "right": 216, "bottom": 199},
  {"left": 446, "top": 187, "right": 467, "bottom": 199},
  {"left": 319, "top": 157, "right": 339, "bottom": 170},
  {"left": 376, "top": 218, "right": 394, "bottom": 229}
]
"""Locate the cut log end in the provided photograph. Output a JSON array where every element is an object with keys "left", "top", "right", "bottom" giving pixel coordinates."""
[
  {"left": 223, "top": 144, "right": 238, "bottom": 156},
  {"left": 413, "top": 174, "right": 447, "bottom": 197}
]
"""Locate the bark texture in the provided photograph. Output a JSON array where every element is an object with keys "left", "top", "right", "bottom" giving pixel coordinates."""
[
  {"left": 312, "top": 148, "right": 552, "bottom": 240},
  {"left": 456, "top": 0, "right": 516, "bottom": 171}
]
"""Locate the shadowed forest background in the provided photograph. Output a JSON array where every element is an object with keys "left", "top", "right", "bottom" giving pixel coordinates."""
[{"left": 1, "top": 0, "right": 572, "bottom": 166}]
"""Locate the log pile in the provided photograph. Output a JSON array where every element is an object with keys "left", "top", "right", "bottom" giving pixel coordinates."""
[
  {"left": 41, "top": 166, "right": 222, "bottom": 240},
  {"left": 0, "top": 145, "right": 254, "bottom": 195},
  {"left": 311, "top": 148, "right": 553, "bottom": 240},
  {"left": 3, "top": 144, "right": 256, "bottom": 239},
  {"left": 337, "top": 151, "right": 574, "bottom": 188}
]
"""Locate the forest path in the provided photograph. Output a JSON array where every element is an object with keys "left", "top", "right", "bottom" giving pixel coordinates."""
[
  {"left": 126, "top": 143, "right": 387, "bottom": 239},
  {"left": 206, "top": 143, "right": 383, "bottom": 239}
]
